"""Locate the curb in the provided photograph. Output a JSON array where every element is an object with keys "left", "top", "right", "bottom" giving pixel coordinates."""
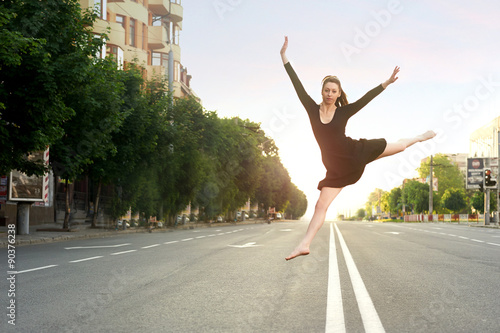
[{"left": 0, "top": 219, "right": 271, "bottom": 248}]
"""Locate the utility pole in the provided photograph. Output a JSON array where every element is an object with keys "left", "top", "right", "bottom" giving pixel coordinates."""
[
  {"left": 429, "top": 155, "right": 433, "bottom": 216},
  {"left": 485, "top": 188, "right": 491, "bottom": 225}
]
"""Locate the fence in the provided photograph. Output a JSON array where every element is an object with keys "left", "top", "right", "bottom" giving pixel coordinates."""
[{"left": 404, "top": 214, "right": 481, "bottom": 223}]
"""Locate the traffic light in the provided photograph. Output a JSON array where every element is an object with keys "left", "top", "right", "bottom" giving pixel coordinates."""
[{"left": 484, "top": 168, "right": 497, "bottom": 188}]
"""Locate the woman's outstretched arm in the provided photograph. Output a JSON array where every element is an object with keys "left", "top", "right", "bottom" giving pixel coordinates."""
[
  {"left": 281, "top": 36, "right": 317, "bottom": 113},
  {"left": 280, "top": 36, "right": 289, "bottom": 65}
]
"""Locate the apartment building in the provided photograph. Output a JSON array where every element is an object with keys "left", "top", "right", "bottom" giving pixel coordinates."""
[
  {"left": 80, "top": 0, "right": 196, "bottom": 98},
  {"left": 469, "top": 116, "right": 500, "bottom": 158}
]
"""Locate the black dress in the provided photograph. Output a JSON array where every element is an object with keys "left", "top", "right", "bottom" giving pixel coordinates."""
[{"left": 285, "top": 62, "right": 387, "bottom": 189}]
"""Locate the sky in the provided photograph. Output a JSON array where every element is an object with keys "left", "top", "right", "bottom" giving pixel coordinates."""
[{"left": 179, "top": 0, "right": 500, "bottom": 219}]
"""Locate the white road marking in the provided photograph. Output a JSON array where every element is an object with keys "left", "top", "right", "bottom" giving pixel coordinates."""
[
  {"left": 487, "top": 242, "right": 500, "bottom": 247},
  {"left": 141, "top": 244, "right": 160, "bottom": 249},
  {"left": 164, "top": 241, "right": 179, "bottom": 245},
  {"left": 326, "top": 223, "right": 345, "bottom": 333},
  {"left": 280, "top": 229, "right": 293, "bottom": 232},
  {"left": 334, "top": 223, "right": 385, "bottom": 333},
  {"left": 196, "top": 236, "right": 206, "bottom": 239},
  {"left": 65, "top": 243, "right": 131, "bottom": 250},
  {"left": 471, "top": 239, "right": 485, "bottom": 243},
  {"left": 10, "top": 265, "right": 59, "bottom": 274},
  {"left": 110, "top": 250, "right": 137, "bottom": 256},
  {"left": 70, "top": 256, "right": 103, "bottom": 263},
  {"left": 227, "top": 242, "right": 261, "bottom": 248},
  {"left": 385, "top": 232, "right": 401, "bottom": 235},
  {"left": 181, "top": 238, "right": 194, "bottom": 242}
]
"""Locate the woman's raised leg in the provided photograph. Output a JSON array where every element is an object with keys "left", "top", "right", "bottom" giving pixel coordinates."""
[
  {"left": 376, "top": 130, "right": 436, "bottom": 160},
  {"left": 285, "top": 187, "right": 342, "bottom": 261}
]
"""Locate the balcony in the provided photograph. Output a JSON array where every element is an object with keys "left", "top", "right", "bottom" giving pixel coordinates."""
[
  {"left": 148, "top": 0, "right": 183, "bottom": 21},
  {"left": 148, "top": 0, "right": 169, "bottom": 16},
  {"left": 169, "top": 1, "right": 183, "bottom": 22},
  {"left": 148, "top": 26, "right": 168, "bottom": 50}
]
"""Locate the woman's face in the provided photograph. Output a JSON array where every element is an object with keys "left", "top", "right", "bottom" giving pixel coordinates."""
[{"left": 322, "top": 82, "right": 341, "bottom": 106}]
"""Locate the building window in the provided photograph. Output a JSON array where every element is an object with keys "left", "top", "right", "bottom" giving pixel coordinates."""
[
  {"left": 116, "top": 15, "right": 125, "bottom": 28},
  {"left": 107, "top": 44, "right": 124, "bottom": 68},
  {"left": 95, "top": 0, "right": 107, "bottom": 20},
  {"left": 152, "top": 52, "right": 168, "bottom": 67},
  {"left": 129, "top": 19, "right": 136, "bottom": 47}
]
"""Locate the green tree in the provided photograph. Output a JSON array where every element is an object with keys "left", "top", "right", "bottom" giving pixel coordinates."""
[
  {"left": 365, "top": 188, "right": 386, "bottom": 217},
  {"left": 106, "top": 68, "right": 172, "bottom": 222},
  {"left": 356, "top": 208, "right": 366, "bottom": 219},
  {"left": 418, "top": 154, "right": 465, "bottom": 212},
  {"left": 285, "top": 184, "right": 308, "bottom": 220},
  {"left": 255, "top": 155, "right": 291, "bottom": 214},
  {"left": 403, "top": 180, "right": 429, "bottom": 213},
  {"left": 440, "top": 188, "right": 467, "bottom": 213},
  {"left": 470, "top": 191, "right": 497, "bottom": 213},
  {"left": 51, "top": 57, "right": 126, "bottom": 228},
  {"left": 0, "top": 0, "right": 104, "bottom": 176},
  {"left": 387, "top": 187, "right": 402, "bottom": 216}
]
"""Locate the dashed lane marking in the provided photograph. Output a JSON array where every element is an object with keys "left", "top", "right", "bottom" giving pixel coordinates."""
[
  {"left": 69, "top": 256, "right": 103, "bottom": 263},
  {"left": 110, "top": 250, "right": 137, "bottom": 256}
]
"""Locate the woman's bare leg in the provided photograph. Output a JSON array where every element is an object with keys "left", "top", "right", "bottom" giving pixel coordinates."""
[
  {"left": 376, "top": 130, "right": 436, "bottom": 160},
  {"left": 285, "top": 187, "right": 342, "bottom": 261}
]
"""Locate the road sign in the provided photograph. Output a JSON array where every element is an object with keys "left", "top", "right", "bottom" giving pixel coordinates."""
[{"left": 467, "top": 158, "right": 484, "bottom": 189}]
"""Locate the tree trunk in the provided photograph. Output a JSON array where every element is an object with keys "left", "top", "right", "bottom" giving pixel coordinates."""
[
  {"left": 63, "top": 178, "right": 71, "bottom": 229},
  {"left": 91, "top": 177, "right": 102, "bottom": 228}
]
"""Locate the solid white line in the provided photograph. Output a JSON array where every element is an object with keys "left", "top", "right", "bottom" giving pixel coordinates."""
[
  {"left": 69, "top": 256, "right": 103, "bottom": 263},
  {"left": 334, "top": 223, "right": 385, "bottom": 333},
  {"left": 325, "top": 223, "right": 345, "bottom": 333},
  {"left": 110, "top": 250, "right": 137, "bottom": 256},
  {"left": 65, "top": 243, "right": 131, "bottom": 250},
  {"left": 141, "top": 244, "right": 160, "bottom": 249},
  {"left": 11, "top": 265, "right": 59, "bottom": 274}
]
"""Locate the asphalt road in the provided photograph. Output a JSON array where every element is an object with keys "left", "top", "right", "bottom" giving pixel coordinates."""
[{"left": 1, "top": 221, "right": 500, "bottom": 332}]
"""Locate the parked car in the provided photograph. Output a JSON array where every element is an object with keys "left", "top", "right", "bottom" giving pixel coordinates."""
[
  {"left": 217, "top": 216, "right": 223, "bottom": 223},
  {"left": 276, "top": 213, "right": 282, "bottom": 220},
  {"left": 157, "top": 222, "right": 163, "bottom": 228},
  {"left": 117, "top": 220, "right": 130, "bottom": 228}
]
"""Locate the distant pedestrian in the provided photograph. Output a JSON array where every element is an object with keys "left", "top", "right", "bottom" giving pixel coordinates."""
[{"left": 281, "top": 36, "right": 436, "bottom": 260}]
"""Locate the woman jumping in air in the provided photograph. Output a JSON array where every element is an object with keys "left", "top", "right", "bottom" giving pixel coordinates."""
[{"left": 281, "top": 36, "right": 436, "bottom": 261}]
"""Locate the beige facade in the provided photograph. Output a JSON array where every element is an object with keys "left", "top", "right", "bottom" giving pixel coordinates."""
[
  {"left": 469, "top": 116, "right": 500, "bottom": 158},
  {"left": 80, "top": 0, "right": 196, "bottom": 99}
]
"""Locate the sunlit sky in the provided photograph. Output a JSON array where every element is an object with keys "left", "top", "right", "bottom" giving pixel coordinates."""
[{"left": 180, "top": 0, "right": 500, "bottom": 219}]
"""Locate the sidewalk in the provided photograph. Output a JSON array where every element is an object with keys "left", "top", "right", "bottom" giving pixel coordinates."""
[{"left": 0, "top": 219, "right": 268, "bottom": 248}]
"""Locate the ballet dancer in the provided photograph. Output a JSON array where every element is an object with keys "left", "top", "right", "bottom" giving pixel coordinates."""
[{"left": 281, "top": 36, "right": 436, "bottom": 260}]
